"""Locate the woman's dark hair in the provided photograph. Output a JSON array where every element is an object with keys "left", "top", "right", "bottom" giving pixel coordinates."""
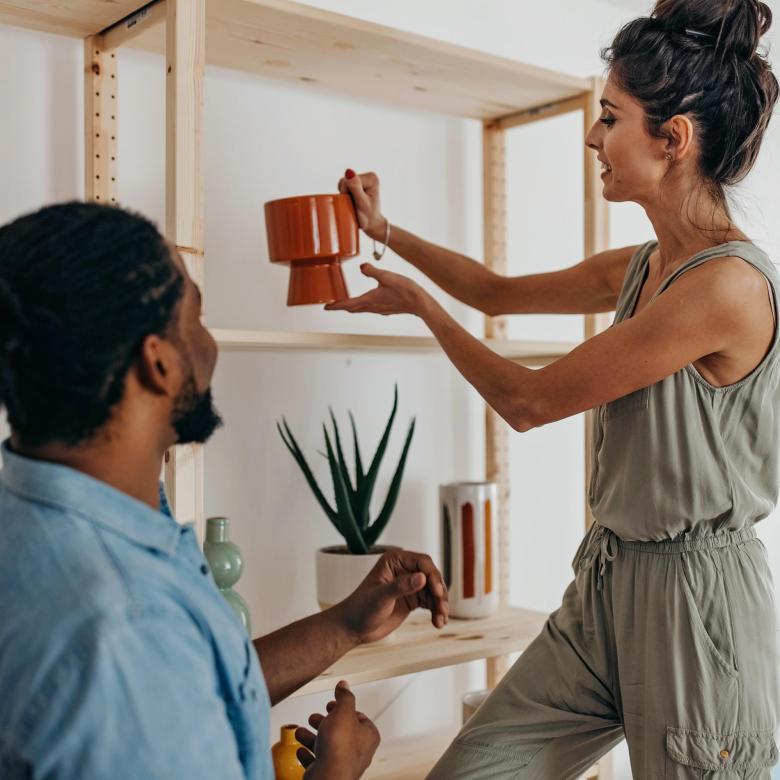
[
  {"left": 602, "top": 0, "right": 778, "bottom": 203},
  {"left": 0, "top": 202, "right": 184, "bottom": 448}
]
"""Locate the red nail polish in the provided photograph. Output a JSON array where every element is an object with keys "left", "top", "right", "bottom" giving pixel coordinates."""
[{"left": 345, "top": 168, "right": 355, "bottom": 179}]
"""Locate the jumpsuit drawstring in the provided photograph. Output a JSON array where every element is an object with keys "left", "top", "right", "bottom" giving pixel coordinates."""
[{"left": 594, "top": 524, "right": 619, "bottom": 591}]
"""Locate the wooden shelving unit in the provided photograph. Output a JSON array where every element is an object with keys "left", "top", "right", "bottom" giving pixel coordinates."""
[{"left": 2, "top": 1, "right": 612, "bottom": 777}]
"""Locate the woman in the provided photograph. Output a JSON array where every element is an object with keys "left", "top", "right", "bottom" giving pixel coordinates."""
[{"left": 326, "top": 0, "right": 780, "bottom": 777}]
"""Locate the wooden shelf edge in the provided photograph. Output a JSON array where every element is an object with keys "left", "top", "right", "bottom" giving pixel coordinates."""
[{"left": 211, "top": 328, "right": 577, "bottom": 364}]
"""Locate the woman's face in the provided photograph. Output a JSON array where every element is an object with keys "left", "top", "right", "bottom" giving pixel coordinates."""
[{"left": 585, "top": 76, "right": 672, "bottom": 205}]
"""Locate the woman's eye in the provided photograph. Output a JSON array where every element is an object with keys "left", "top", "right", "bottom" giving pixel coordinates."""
[{"left": 600, "top": 116, "right": 616, "bottom": 127}]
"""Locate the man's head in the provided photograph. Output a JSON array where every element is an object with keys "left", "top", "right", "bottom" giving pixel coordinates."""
[{"left": 0, "top": 201, "right": 221, "bottom": 452}]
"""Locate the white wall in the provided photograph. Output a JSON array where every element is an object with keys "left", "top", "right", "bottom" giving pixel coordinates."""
[{"left": 1, "top": 2, "right": 779, "bottom": 778}]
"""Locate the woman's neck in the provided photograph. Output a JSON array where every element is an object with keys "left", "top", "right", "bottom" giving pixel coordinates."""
[{"left": 642, "top": 186, "right": 748, "bottom": 276}]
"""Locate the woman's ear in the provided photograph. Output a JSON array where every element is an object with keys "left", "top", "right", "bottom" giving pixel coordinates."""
[{"left": 663, "top": 113, "right": 695, "bottom": 162}]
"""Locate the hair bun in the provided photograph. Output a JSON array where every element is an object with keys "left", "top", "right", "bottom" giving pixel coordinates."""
[{"left": 653, "top": 0, "right": 772, "bottom": 57}]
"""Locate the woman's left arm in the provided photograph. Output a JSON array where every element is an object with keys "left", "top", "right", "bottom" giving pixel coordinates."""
[{"left": 327, "top": 260, "right": 755, "bottom": 431}]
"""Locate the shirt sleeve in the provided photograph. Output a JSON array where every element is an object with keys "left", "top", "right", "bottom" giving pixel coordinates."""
[{"left": 17, "top": 603, "right": 249, "bottom": 780}]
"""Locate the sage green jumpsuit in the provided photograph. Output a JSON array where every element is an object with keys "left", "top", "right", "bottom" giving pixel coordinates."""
[{"left": 428, "top": 241, "right": 780, "bottom": 779}]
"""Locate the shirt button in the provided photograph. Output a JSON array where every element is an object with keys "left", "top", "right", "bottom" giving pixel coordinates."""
[
  {"left": 719, "top": 749, "right": 730, "bottom": 760},
  {"left": 200, "top": 564, "right": 209, "bottom": 575}
]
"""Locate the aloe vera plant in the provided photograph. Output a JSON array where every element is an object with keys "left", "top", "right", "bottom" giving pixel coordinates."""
[{"left": 277, "top": 385, "right": 416, "bottom": 554}]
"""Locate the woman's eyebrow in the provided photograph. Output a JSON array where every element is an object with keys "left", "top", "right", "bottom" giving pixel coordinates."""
[{"left": 600, "top": 98, "right": 621, "bottom": 110}]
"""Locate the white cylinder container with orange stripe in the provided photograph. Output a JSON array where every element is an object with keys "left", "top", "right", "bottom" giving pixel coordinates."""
[{"left": 440, "top": 482, "right": 499, "bottom": 619}]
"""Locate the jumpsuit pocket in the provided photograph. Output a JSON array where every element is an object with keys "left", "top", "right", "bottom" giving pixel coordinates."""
[
  {"left": 605, "top": 386, "right": 649, "bottom": 420},
  {"left": 677, "top": 552, "right": 739, "bottom": 678},
  {"left": 665, "top": 727, "right": 778, "bottom": 778}
]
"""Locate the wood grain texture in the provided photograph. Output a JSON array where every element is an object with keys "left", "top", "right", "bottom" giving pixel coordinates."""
[
  {"left": 291, "top": 606, "right": 548, "bottom": 699},
  {"left": 365, "top": 728, "right": 602, "bottom": 779},
  {"left": 0, "top": 0, "right": 144, "bottom": 37},
  {"left": 163, "top": 0, "right": 206, "bottom": 540},
  {"left": 2, "top": 0, "right": 586, "bottom": 119}
]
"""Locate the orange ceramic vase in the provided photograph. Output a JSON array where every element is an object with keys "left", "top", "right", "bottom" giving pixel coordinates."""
[
  {"left": 271, "top": 724, "right": 305, "bottom": 780},
  {"left": 264, "top": 193, "right": 359, "bottom": 306}
]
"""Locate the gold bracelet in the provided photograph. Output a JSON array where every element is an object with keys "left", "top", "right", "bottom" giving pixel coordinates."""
[{"left": 372, "top": 219, "right": 391, "bottom": 261}]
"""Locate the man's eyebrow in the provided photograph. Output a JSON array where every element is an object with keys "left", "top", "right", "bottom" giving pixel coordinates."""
[{"left": 600, "top": 98, "right": 621, "bottom": 110}]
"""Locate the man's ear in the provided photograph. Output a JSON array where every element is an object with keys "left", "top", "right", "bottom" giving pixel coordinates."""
[{"left": 136, "top": 334, "right": 182, "bottom": 397}]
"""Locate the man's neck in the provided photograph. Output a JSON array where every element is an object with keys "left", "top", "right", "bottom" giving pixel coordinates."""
[{"left": 11, "top": 429, "right": 168, "bottom": 511}]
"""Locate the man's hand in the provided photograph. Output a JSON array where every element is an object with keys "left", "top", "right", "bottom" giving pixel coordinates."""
[
  {"left": 334, "top": 549, "right": 448, "bottom": 645},
  {"left": 252, "top": 552, "right": 447, "bottom": 704},
  {"left": 296, "top": 681, "right": 380, "bottom": 780}
]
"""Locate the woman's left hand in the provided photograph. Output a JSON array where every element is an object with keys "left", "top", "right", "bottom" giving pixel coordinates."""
[{"left": 324, "top": 263, "right": 428, "bottom": 317}]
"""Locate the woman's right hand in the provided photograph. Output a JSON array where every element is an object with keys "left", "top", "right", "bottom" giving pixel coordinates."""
[
  {"left": 296, "top": 680, "right": 380, "bottom": 780},
  {"left": 338, "top": 169, "right": 388, "bottom": 242}
]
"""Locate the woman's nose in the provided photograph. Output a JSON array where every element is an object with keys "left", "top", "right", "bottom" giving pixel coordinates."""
[{"left": 584, "top": 122, "right": 602, "bottom": 152}]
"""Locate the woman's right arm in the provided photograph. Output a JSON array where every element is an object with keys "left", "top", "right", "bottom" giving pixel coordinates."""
[{"left": 339, "top": 170, "right": 637, "bottom": 317}]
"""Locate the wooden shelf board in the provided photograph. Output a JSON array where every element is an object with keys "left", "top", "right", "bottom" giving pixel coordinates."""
[
  {"left": 0, "top": 0, "right": 144, "bottom": 38},
  {"left": 211, "top": 328, "right": 577, "bottom": 365},
  {"left": 365, "top": 728, "right": 458, "bottom": 780},
  {"left": 291, "top": 606, "right": 547, "bottom": 699},
  {"left": 1, "top": 0, "right": 590, "bottom": 120},
  {"left": 366, "top": 728, "right": 601, "bottom": 779}
]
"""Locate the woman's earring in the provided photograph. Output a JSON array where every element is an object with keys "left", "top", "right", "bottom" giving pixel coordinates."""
[{"left": 665, "top": 153, "right": 673, "bottom": 161}]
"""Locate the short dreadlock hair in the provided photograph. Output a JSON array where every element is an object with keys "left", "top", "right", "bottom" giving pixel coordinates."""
[{"left": 0, "top": 201, "right": 184, "bottom": 447}]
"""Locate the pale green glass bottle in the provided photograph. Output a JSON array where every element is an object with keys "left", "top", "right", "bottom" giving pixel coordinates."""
[{"left": 203, "top": 516, "right": 251, "bottom": 635}]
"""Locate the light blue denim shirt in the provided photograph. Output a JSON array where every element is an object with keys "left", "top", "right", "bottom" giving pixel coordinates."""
[{"left": 0, "top": 442, "right": 273, "bottom": 779}]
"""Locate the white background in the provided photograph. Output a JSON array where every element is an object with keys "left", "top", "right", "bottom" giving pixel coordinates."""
[{"left": 1, "top": 1, "right": 778, "bottom": 776}]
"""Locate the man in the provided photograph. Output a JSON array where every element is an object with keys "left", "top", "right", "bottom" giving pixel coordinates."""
[{"left": 0, "top": 202, "right": 448, "bottom": 779}]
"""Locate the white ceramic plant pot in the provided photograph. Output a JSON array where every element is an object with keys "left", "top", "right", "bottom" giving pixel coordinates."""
[{"left": 316, "top": 545, "right": 399, "bottom": 610}]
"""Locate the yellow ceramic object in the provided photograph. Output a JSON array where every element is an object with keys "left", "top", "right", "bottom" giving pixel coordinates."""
[{"left": 272, "top": 724, "right": 306, "bottom": 780}]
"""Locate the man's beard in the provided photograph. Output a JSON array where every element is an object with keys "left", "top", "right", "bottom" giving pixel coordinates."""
[{"left": 171, "top": 373, "right": 223, "bottom": 445}]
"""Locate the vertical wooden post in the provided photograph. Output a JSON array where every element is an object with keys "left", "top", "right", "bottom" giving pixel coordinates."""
[
  {"left": 164, "top": 0, "right": 206, "bottom": 540},
  {"left": 583, "top": 76, "right": 614, "bottom": 780},
  {"left": 483, "top": 120, "right": 511, "bottom": 689},
  {"left": 84, "top": 36, "right": 118, "bottom": 204},
  {"left": 583, "top": 76, "right": 611, "bottom": 532}
]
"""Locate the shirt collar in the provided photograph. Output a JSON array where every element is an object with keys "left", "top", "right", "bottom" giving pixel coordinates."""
[{"left": 0, "top": 440, "right": 185, "bottom": 556}]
